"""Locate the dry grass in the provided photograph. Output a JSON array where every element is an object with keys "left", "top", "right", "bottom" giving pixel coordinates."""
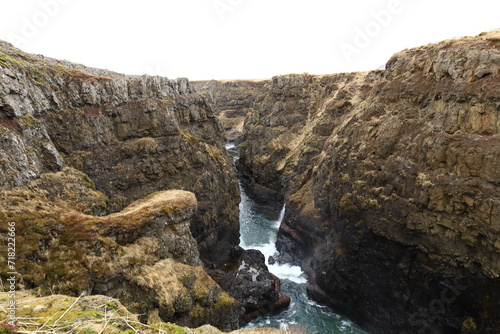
[{"left": 0, "top": 292, "right": 283, "bottom": 334}]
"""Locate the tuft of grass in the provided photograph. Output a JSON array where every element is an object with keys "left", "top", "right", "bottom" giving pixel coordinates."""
[
  {"left": 180, "top": 129, "right": 203, "bottom": 144},
  {"left": 0, "top": 322, "right": 19, "bottom": 334}
]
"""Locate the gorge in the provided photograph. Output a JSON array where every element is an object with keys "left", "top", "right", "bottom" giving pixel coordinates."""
[{"left": 1, "top": 30, "right": 499, "bottom": 334}]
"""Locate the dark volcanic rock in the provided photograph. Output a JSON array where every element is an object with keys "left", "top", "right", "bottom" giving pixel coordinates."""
[
  {"left": 232, "top": 31, "right": 500, "bottom": 334},
  {"left": 210, "top": 248, "right": 289, "bottom": 325},
  {"left": 192, "top": 79, "right": 270, "bottom": 141},
  {"left": 0, "top": 40, "right": 240, "bottom": 267}
]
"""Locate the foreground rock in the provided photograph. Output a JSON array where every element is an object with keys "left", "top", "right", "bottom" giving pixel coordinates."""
[
  {"left": 0, "top": 173, "right": 241, "bottom": 329},
  {"left": 231, "top": 31, "right": 500, "bottom": 333},
  {"left": 0, "top": 292, "right": 281, "bottom": 334}
]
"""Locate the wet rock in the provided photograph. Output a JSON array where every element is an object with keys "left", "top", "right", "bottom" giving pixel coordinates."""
[{"left": 209, "top": 249, "right": 289, "bottom": 325}]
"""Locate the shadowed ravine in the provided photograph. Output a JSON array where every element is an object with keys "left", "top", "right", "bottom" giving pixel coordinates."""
[{"left": 228, "top": 142, "right": 368, "bottom": 334}]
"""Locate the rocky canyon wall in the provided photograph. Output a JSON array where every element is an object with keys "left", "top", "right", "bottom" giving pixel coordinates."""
[
  {"left": 232, "top": 31, "right": 500, "bottom": 333},
  {"left": 192, "top": 79, "right": 270, "bottom": 141},
  {"left": 0, "top": 40, "right": 242, "bottom": 329},
  {"left": 0, "top": 40, "right": 240, "bottom": 265}
]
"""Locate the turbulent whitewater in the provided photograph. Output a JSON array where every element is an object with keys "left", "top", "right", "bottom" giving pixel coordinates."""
[{"left": 227, "top": 143, "right": 367, "bottom": 333}]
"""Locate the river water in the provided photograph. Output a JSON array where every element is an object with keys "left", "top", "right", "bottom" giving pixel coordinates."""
[{"left": 227, "top": 143, "right": 367, "bottom": 334}]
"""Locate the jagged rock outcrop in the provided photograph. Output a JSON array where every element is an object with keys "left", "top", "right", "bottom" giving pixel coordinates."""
[
  {"left": 0, "top": 170, "right": 241, "bottom": 329},
  {"left": 210, "top": 247, "right": 291, "bottom": 325},
  {"left": 231, "top": 31, "right": 500, "bottom": 333},
  {"left": 0, "top": 41, "right": 244, "bottom": 329},
  {"left": 0, "top": 40, "right": 240, "bottom": 266},
  {"left": 192, "top": 80, "right": 270, "bottom": 141},
  {"left": 239, "top": 71, "right": 382, "bottom": 206}
]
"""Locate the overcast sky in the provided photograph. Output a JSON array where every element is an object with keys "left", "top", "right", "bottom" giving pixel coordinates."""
[{"left": 0, "top": 0, "right": 499, "bottom": 80}]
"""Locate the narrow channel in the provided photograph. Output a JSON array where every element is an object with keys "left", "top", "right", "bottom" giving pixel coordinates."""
[{"left": 227, "top": 143, "right": 367, "bottom": 334}]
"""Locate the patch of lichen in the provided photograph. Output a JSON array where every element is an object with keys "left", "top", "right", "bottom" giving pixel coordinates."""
[
  {"left": 213, "top": 291, "right": 237, "bottom": 310},
  {"left": 17, "top": 114, "right": 41, "bottom": 128},
  {"left": 461, "top": 316, "right": 478, "bottom": 332},
  {"left": 180, "top": 129, "right": 203, "bottom": 144},
  {"left": 0, "top": 52, "right": 24, "bottom": 69}
]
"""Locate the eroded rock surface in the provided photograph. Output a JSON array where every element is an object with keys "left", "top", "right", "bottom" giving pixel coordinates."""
[{"left": 0, "top": 40, "right": 239, "bottom": 266}]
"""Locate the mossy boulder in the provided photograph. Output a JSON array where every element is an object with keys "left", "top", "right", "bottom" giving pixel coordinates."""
[{"left": 0, "top": 168, "right": 241, "bottom": 330}]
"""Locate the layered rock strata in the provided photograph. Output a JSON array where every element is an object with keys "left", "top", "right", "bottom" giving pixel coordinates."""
[
  {"left": 233, "top": 31, "right": 500, "bottom": 333},
  {"left": 192, "top": 79, "right": 270, "bottom": 141},
  {"left": 0, "top": 169, "right": 241, "bottom": 329},
  {"left": 0, "top": 41, "right": 239, "bottom": 266}
]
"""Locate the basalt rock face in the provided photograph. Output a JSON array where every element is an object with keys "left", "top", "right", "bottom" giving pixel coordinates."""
[
  {"left": 0, "top": 41, "right": 243, "bottom": 330},
  {"left": 192, "top": 80, "right": 270, "bottom": 141},
  {"left": 236, "top": 31, "right": 500, "bottom": 333},
  {"left": 0, "top": 40, "right": 240, "bottom": 266},
  {"left": 193, "top": 78, "right": 292, "bottom": 320},
  {"left": 239, "top": 71, "right": 382, "bottom": 206}
]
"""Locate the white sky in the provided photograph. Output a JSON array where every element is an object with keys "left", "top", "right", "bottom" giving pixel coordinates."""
[{"left": 0, "top": 0, "right": 499, "bottom": 80}]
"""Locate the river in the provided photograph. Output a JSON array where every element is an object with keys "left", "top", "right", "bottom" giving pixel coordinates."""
[{"left": 227, "top": 143, "right": 367, "bottom": 334}]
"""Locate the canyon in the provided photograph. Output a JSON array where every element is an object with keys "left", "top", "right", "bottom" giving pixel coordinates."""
[
  {"left": 0, "top": 40, "right": 282, "bottom": 332},
  {"left": 208, "top": 31, "right": 499, "bottom": 334},
  {"left": 1, "top": 30, "right": 499, "bottom": 334}
]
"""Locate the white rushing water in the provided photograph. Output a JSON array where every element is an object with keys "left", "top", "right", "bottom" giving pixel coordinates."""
[
  {"left": 227, "top": 142, "right": 367, "bottom": 333},
  {"left": 240, "top": 202, "right": 307, "bottom": 284}
]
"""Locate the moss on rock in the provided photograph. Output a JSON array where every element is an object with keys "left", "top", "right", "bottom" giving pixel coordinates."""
[
  {"left": 0, "top": 292, "right": 279, "bottom": 334},
  {"left": 0, "top": 167, "right": 241, "bottom": 329}
]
